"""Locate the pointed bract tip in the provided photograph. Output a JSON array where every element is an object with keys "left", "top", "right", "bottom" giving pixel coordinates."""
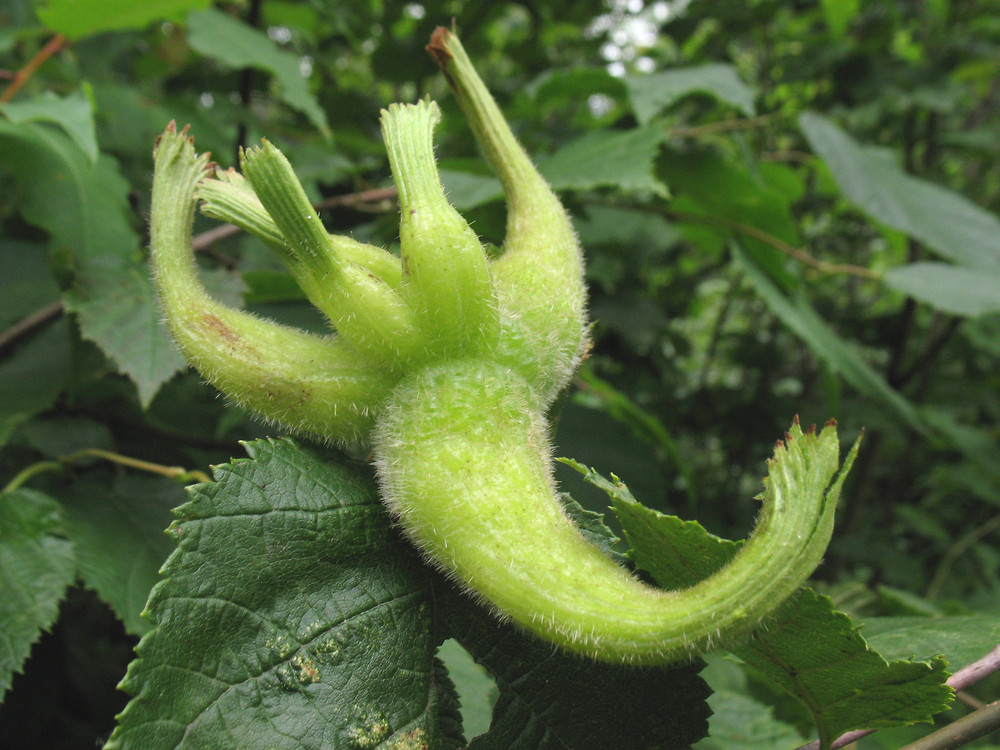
[
  {"left": 426, "top": 27, "right": 456, "bottom": 87},
  {"left": 825, "top": 418, "right": 838, "bottom": 427}
]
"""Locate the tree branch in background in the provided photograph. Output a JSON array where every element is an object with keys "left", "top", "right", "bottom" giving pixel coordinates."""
[
  {"left": 0, "top": 33, "right": 68, "bottom": 104},
  {"left": 666, "top": 209, "right": 880, "bottom": 279},
  {"left": 0, "top": 185, "right": 400, "bottom": 355},
  {"left": 0, "top": 300, "right": 64, "bottom": 355}
]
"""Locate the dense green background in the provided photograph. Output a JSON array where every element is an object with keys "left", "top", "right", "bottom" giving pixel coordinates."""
[{"left": 2, "top": 0, "right": 999, "bottom": 747}]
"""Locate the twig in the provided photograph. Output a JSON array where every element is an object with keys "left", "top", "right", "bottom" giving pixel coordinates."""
[
  {"left": 316, "top": 185, "right": 398, "bottom": 210},
  {"left": 0, "top": 300, "right": 65, "bottom": 355},
  {"left": 3, "top": 448, "right": 211, "bottom": 494},
  {"left": 0, "top": 183, "right": 398, "bottom": 356},
  {"left": 794, "top": 644, "right": 1000, "bottom": 750},
  {"left": 0, "top": 33, "right": 68, "bottom": 104},
  {"left": 949, "top": 644, "right": 1000, "bottom": 692},
  {"left": 669, "top": 113, "right": 776, "bottom": 139},
  {"left": 666, "top": 209, "right": 879, "bottom": 279},
  {"left": 899, "top": 699, "right": 1000, "bottom": 750}
]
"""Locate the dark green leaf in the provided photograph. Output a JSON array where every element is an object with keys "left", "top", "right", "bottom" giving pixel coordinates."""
[
  {"left": 0, "top": 489, "right": 76, "bottom": 700},
  {"left": 694, "top": 656, "right": 807, "bottom": 749},
  {"left": 0, "top": 240, "right": 70, "bottom": 447},
  {"left": 527, "top": 66, "right": 627, "bottom": 113},
  {"left": 57, "top": 476, "right": 181, "bottom": 636},
  {"left": 658, "top": 147, "right": 800, "bottom": 289},
  {"left": 735, "top": 591, "right": 951, "bottom": 742},
  {"left": 108, "top": 438, "right": 454, "bottom": 749},
  {"left": 19, "top": 417, "right": 113, "bottom": 459},
  {"left": 0, "top": 323, "right": 72, "bottom": 448},
  {"left": 440, "top": 169, "right": 503, "bottom": 210},
  {"left": 626, "top": 64, "right": 756, "bottom": 125},
  {"left": 70, "top": 267, "right": 186, "bottom": 407},
  {"left": 0, "top": 119, "right": 182, "bottom": 404},
  {"left": 572, "top": 460, "right": 951, "bottom": 743}
]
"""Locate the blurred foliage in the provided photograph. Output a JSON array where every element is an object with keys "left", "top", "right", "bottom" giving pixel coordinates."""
[{"left": 2, "top": 0, "right": 1000, "bottom": 747}]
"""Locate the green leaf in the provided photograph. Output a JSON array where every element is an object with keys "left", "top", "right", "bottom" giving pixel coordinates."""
[
  {"left": 0, "top": 240, "right": 71, "bottom": 447},
  {"left": 70, "top": 267, "right": 186, "bottom": 407},
  {"left": 821, "top": 0, "right": 860, "bottom": 37},
  {"left": 0, "top": 489, "right": 76, "bottom": 700},
  {"left": 439, "top": 585, "right": 711, "bottom": 750},
  {"left": 37, "top": 0, "right": 211, "bottom": 39},
  {"left": 800, "top": 112, "right": 1000, "bottom": 272},
  {"left": 186, "top": 8, "right": 329, "bottom": 136},
  {"left": 734, "top": 590, "right": 952, "bottom": 743},
  {"left": 528, "top": 66, "right": 627, "bottom": 113},
  {"left": 658, "top": 147, "right": 800, "bottom": 289},
  {"left": 57, "top": 477, "right": 181, "bottom": 636},
  {"left": 735, "top": 246, "right": 927, "bottom": 434},
  {"left": 572, "top": 457, "right": 951, "bottom": 744},
  {"left": 562, "top": 455, "right": 739, "bottom": 587},
  {"left": 108, "top": 438, "right": 454, "bottom": 749},
  {"left": 0, "top": 87, "right": 99, "bottom": 161},
  {"left": 0, "top": 322, "right": 71, "bottom": 447},
  {"left": 0, "top": 119, "right": 183, "bottom": 405},
  {"left": 19, "top": 416, "right": 113, "bottom": 459},
  {"left": 861, "top": 614, "right": 1000, "bottom": 668},
  {"left": 694, "top": 655, "right": 807, "bottom": 749},
  {"left": 884, "top": 262, "right": 1000, "bottom": 316},
  {"left": 625, "top": 64, "right": 756, "bottom": 125},
  {"left": 436, "top": 639, "right": 496, "bottom": 741},
  {"left": 538, "top": 126, "right": 669, "bottom": 197},
  {"left": 440, "top": 169, "right": 502, "bottom": 210},
  {"left": 446, "top": 127, "right": 670, "bottom": 207}
]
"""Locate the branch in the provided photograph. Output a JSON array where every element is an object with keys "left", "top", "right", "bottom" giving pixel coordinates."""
[
  {"left": 665, "top": 209, "right": 880, "bottom": 279},
  {"left": 899, "top": 699, "right": 1000, "bottom": 750},
  {"left": 0, "top": 299, "right": 64, "bottom": 355},
  {"left": 669, "top": 113, "right": 777, "bottom": 138},
  {"left": 189, "top": 185, "right": 400, "bottom": 252},
  {"left": 0, "top": 33, "right": 68, "bottom": 103},
  {"left": 0, "top": 184, "right": 399, "bottom": 356}
]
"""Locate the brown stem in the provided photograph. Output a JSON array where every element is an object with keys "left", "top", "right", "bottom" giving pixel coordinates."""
[
  {"left": 666, "top": 209, "right": 879, "bottom": 279},
  {"left": 0, "top": 33, "right": 68, "bottom": 104},
  {"left": 0, "top": 300, "right": 65, "bottom": 355},
  {"left": 899, "top": 699, "right": 1000, "bottom": 750},
  {"left": 669, "top": 114, "right": 777, "bottom": 139}
]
